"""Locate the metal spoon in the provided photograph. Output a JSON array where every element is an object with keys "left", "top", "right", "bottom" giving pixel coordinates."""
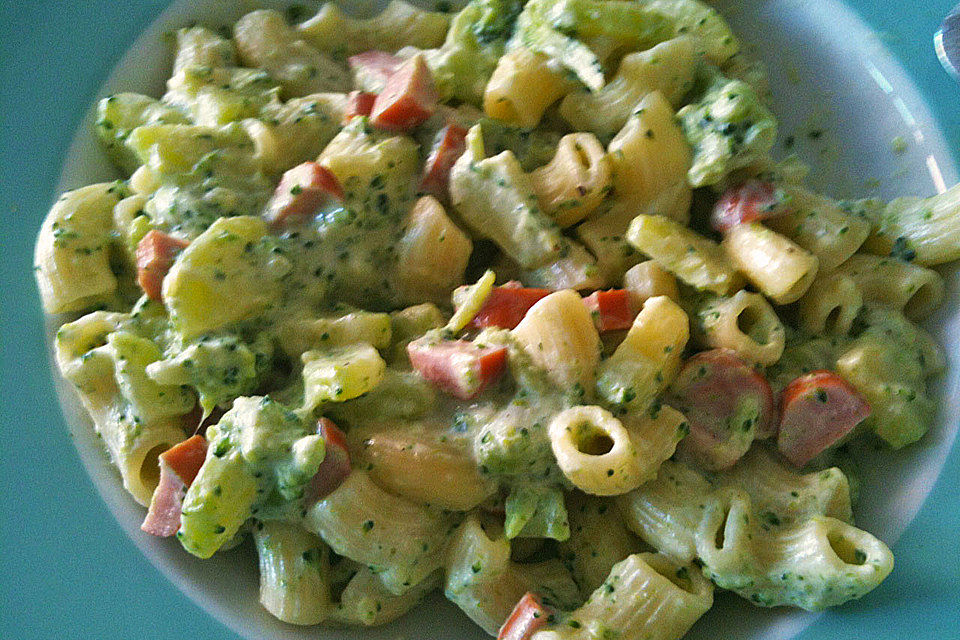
[{"left": 935, "top": 4, "right": 960, "bottom": 80}]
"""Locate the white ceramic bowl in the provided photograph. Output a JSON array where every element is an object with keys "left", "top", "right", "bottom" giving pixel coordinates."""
[{"left": 49, "top": 0, "right": 960, "bottom": 638}]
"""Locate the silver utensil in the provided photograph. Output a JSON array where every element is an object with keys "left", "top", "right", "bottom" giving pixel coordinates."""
[{"left": 935, "top": 4, "right": 960, "bottom": 80}]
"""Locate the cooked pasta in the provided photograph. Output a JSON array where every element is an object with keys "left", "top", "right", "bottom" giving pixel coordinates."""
[
  {"left": 35, "top": 1, "right": 960, "bottom": 637},
  {"left": 721, "top": 222, "right": 819, "bottom": 304}
]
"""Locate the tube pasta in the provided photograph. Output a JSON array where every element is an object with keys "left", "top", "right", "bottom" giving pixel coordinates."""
[
  {"left": 357, "top": 426, "right": 497, "bottom": 510},
  {"left": 55, "top": 313, "right": 194, "bottom": 504},
  {"left": 694, "top": 290, "right": 786, "bottom": 366},
  {"left": 330, "top": 567, "right": 440, "bottom": 627},
  {"left": 622, "top": 261, "right": 679, "bottom": 307},
  {"left": 721, "top": 222, "right": 818, "bottom": 304},
  {"left": 607, "top": 92, "right": 692, "bottom": 216},
  {"left": 34, "top": 183, "right": 125, "bottom": 314},
  {"left": 696, "top": 488, "right": 893, "bottom": 610},
  {"left": 549, "top": 405, "right": 645, "bottom": 496},
  {"left": 627, "top": 214, "right": 744, "bottom": 296},
  {"left": 395, "top": 196, "right": 473, "bottom": 305},
  {"left": 797, "top": 272, "right": 864, "bottom": 336},
  {"left": 595, "top": 296, "right": 688, "bottom": 414},
  {"left": 304, "top": 471, "right": 459, "bottom": 595},
  {"left": 253, "top": 521, "right": 331, "bottom": 625},
  {"left": 484, "top": 48, "right": 569, "bottom": 128},
  {"left": 862, "top": 182, "right": 960, "bottom": 265},
  {"left": 449, "top": 125, "right": 569, "bottom": 270},
  {"left": 276, "top": 309, "right": 392, "bottom": 359},
  {"left": 233, "top": 10, "right": 350, "bottom": 97},
  {"left": 834, "top": 254, "right": 945, "bottom": 321},
  {"left": 560, "top": 494, "right": 646, "bottom": 596},
  {"left": 527, "top": 133, "right": 613, "bottom": 228},
  {"left": 715, "top": 446, "right": 853, "bottom": 527},
  {"left": 521, "top": 240, "right": 605, "bottom": 291},
  {"left": 559, "top": 37, "right": 699, "bottom": 139},
  {"left": 764, "top": 187, "right": 870, "bottom": 272},
  {"left": 241, "top": 93, "right": 347, "bottom": 176},
  {"left": 444, "top": 515, "right": 578, "bottom": 635},
  {"left": 616, "top": 460, "right": 712, "bottom": 564},
  {"left": 297, "top": 0, "right": 451, "bottom": 55},
  {"left": 512, "top": 290, "right": 602, "bottom": 396},
  {"left": 577, "top": 180, "right": 691, "bottom": 283},
  {"left": 533, "top": 553, "right": 713, "bottom": 640}
]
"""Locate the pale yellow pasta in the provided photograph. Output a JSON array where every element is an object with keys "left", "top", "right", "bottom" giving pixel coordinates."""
[
  {"left": 253, "top": 521, "right": 331, "bottom": 625},
  {"left": 695, "top": 488, "right": 893, "bottom": 610},
  {"left": 395, "top": 196, "right": 473, "bottom": 305},
  {"left": 528, "top": 133, "right": 613, "bottom": 228},
  {"left": 559, "top": 37, "right": 699, "bottom": 139},
  {"left": 521, "top": 241, "right": 605, "bottom": 291},
  {"left": 607, "top": 92, "right": 692, "bottom": 217},
  {"left": 764, "top": 187, "right": 871, "bottom": 272},
  {"left": 331, "top": 568, "right": 441, "bottom": 626},
  {"left": 304, "top": 470, "right": 458, "bottom": 596},
  {"left": 357, "top": 426, "right": 497, "bottom": 510},
  {"left": 797, "top": 272, "right": 864, "bottom": 336},
  {"left": 444, "top": 515, "right": 578, "bottom": 635},
  {"left": 297, "top": 0, "right": 450, "bottom": 55},
  {"left": 234, "top": 10, "right": 350, "bottom": 97},
  {"left": 577, "top": 181, "right": 691, "bottom": 283},
  {"left": 484, "top": 48, "right": 569, "bottom": 128},
  {"left": 625, "top": 405, "right": 690, "bottom": 482},
  {"left": 616, "top": 460, "right": 712, "bottom": 564},
  {"left": 595, "top": 296, "right": 688, "bottom": 414},
  {"left": 695, "top": 290, "right": 786, "bottom": 366},
  {"left": 129, "top": 165, "right": 160, "bottom": 195},
  {"left": 171, "top": 26, "right": 235, "bottom": 75},
  {"left": 241, "top": 93, "right": 348, "bottom": 175},
  {"left": 55, "top": 313, "right": 194, "bottom": 505},
  {"left": 549, "top": 405, "right": 645, "bottom": 496},
  {"left": 834, "top": 254, "right": 945, "bottom": 320},
  {"left": 276, "top": 309, "right": 392, "bottom": 359},
  {"left": 34, "top": 183, "right": 124, "bottom": 314},
  {"left": 512, "top": 290, "right": 602, "bottom": 395},
  {"left": 627, "top": 214, "right": 744, "bottom": 296},
  {"left": 533, "top": 553, "right": 713, "bottom": 640},
  {"left": 715, "top": 447, "right": 853, "bottom": 526},
  {"left": 560, "top": 494, "right": 645, "bottom": 596},
  {"left": 721, "top": 222, "right": 818, "bottom": 304},
  {"left": 622, "top": 261, "right": 680, "bottom": 307}
]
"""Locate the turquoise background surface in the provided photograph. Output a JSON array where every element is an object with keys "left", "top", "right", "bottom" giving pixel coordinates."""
[{"left": 1, "top": 1, "right": 957, "bottom": 638}]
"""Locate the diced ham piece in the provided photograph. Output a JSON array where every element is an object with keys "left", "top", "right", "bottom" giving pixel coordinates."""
[
  {"left": 141, "top": 435, "right": 208, "bottom": 537},
  {"left": 136, "top": 230, "right": 189, "bottom": 301},
  {"left": 407, "top": 338, "right": 508, "bottom": 400},
  {"left": 420, "top": 124, "right": 468, "bottom": 197},
  {"left": 347, "top": 50, "right": 403, "bottom": 90},
  {"left": 370, "top": 54, "right": 438, "bottom": 132},
  {"left": 777, "top": 370, "right": 871, "bottom": 467},
  {"left": 468, "top": 283, "right": 553, "bottom": 330},
  {"left": 343, "top": 90, "right": 377, "bottom": 123},
  {"left": 264, "top": 161, "right": 344, "bottom": 227},
  {"left": 498, "top": 593, "right": 552, "bottom": 640},
  {"left": 582, "top": 289, "right": 636, "bottom": 332},
  {"left": 305, "top": 418, "right": 352, "bottom": 503},
  {"left": 667, "top": 349, "right": 776, "bottom": 471},
  {"left": 711, "top": 179, "right": 789, "bottom": 232}
]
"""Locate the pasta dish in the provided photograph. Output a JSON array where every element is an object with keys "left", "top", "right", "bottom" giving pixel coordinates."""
[{"left": 33, "top": 0, "right": 960, "bottom": 637}]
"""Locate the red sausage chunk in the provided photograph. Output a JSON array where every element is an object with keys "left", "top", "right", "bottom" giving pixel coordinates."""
[
  {"left": 777, "top": 370, "right": 871, "bottom": 467},
  {"left": 667, "top": 349, "right": 776, "bottom": 470}
]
